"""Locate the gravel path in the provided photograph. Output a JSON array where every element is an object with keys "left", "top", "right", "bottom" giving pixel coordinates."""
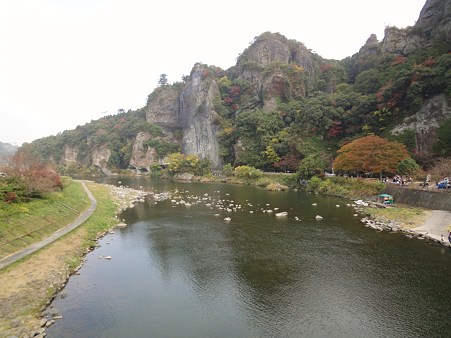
[
  {"left": 412, "top": 210, "right": 451, "bottom": 244},
  {"left": 0, "top": 181, "right": 97, "bottom": 270}
]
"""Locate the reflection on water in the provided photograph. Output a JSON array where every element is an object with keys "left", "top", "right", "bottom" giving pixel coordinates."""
[{"left": 47, "top": 177, "right": 451, "bottom": 338}]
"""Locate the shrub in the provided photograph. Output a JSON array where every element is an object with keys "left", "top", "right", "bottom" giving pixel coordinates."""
[
  {"left": 1, "top": 153, "right": 63, "bottom": 202},
  {"left": 234, "top": 165, "right": 263, "bottom": 180},
  {"left": 307, "top": 176, "right": 322, "bottom": 191},
  {"left": 222, "top": 163, "right": 234, "bottom": 177},
  {"left": 165, "top": 152, "right": 211, "bottom": 176}
]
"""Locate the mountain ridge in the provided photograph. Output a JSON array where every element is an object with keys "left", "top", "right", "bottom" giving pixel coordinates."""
[{"left": 21, "top": 0, "right": 451, "bottom": 174}]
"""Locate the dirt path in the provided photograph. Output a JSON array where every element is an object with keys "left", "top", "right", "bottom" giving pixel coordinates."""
[
  {"left": 412, "top": 210, "right": 451, "bottom": 244},
  {"left": 0, "top": 181, "right": 97, "bottom": 270}
]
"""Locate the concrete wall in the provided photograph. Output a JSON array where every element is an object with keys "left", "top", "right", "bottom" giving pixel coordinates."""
[{"left": 381, "top": 185, "right": 451, "bottom": 211}]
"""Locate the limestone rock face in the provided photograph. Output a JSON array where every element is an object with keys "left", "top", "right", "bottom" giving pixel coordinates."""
[
  {"left": 129, "top": 131, "right": 178, "bottom": 171},
  {"left": 235, "top": 32, "right": 315, "bottom": 110},
  {"left": 415, "top": 0, "right": 451, "bottom": 45},
  {"left": 391, "top": 94, "right": 451, "bottom": 157},
  {"left": 382, "top": 26, "right": 421, "bottom": 55},
  {"left": 129, "top": 132, "right": 154, "bottom": 172},
  {"left": 91, "top": 146, "right": 112, "bottom": 175},
  {"left": 180, "top": 64, "right": 222, "bottom": 169},
  {"left": 145, "top": 85, "right": 181, "bottom": 129},
  {"left": 382, "top": 0, "right": 451, "bottom": 55},
  {"left": 359, "top": 34, "right": 381, "bottom": 55},
  {"left": 237, "top": 33, "right": 291, "bottom": 66},
  {"left": 62, "top": 146, "right": 78, "bottom": 164}
]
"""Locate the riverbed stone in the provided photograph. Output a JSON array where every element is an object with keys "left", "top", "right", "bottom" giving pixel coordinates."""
[{"left": 10, "top": 319, "right": 20, "bottom": 328}]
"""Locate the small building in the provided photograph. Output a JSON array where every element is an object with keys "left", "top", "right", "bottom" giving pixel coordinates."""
[{"left": 377, "top": 194, "right": 394, "bottom": 204}]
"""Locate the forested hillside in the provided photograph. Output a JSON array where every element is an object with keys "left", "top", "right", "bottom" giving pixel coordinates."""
[{"left": 21, "top": 0, "right": 450, "bottom": 175}]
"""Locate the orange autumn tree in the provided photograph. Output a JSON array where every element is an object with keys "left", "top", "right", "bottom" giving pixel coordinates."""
[{"left": 333, "top": 135, "right": 410, "bottom": 178}]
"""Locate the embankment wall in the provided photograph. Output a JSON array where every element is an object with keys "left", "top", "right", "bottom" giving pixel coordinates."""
[{"left": 381, "top": 185, "right": 451, "bottom": 211}]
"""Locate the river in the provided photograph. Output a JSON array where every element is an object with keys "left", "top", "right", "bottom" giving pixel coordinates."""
[{"left": 46, "top": 177, "right": 451, "bottom": 338}]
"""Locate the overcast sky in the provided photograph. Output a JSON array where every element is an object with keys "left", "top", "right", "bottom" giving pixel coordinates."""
[{"left": 0, "top": 0, "right": 426, "bottom": 146}]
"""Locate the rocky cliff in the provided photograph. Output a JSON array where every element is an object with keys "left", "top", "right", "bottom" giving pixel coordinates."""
[
  {"left": 142, "top": 34, "right": 321, "bottom": 169},
  {"left": 382, "top": 0, "right": 451, "bottom": 55},
  {"left": 22, "top": 0, "right": 451, "bottom": 174},
  {"left": 391, "top": 94, "right": 451, "bottom": 157},
  {"left": 91, "top": 146, "right": 112, "bottom": 175},
  {"left": 180, "top": 64, "right": 222, "bottom": 169},
  {"left": 233, "top": 32, "right": 317, "bottom": 110},
  {"left": 145, "top": 85, "right": 181, "bottom": 130}
]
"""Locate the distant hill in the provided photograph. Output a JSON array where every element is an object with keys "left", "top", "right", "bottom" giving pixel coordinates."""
[
  {"left": 0, "top": 142, "right": 18, "bottom": 164},
  {"left": 21, "top": 0, "right": 451, "bottom": 174}
]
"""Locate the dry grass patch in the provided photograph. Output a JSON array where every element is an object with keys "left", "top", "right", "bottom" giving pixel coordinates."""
[{"left": 364, "top": 205, "right": 429, "bottom": 229}]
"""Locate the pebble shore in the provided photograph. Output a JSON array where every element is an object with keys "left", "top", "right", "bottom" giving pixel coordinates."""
[{"left": 352, "top": 199, "right": 451, "bottom": 248}]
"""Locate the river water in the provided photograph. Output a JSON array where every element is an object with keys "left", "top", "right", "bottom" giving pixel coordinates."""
[{"left": 46, "top": 177, "right": 451, "bottom": 338}]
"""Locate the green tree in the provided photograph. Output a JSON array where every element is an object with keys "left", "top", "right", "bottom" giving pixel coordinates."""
[
  {"left": 433, "top": 118, "right": 451, "bottom": 156},
  {"left": 298, "top": 153, "right": 328, "bottom": 179},
  {"left": 234, "top": 165, "right": 263, "bottom": 180},
  {"left": 165, "top": 152, "right": 210, "bottom": 176},
  {"left": 264, "top": 145, "right": 280, "bottom": 169},
  {"left": 158, "top": 74, "right": 168, "bottom": 86},
  {"left": 222, "top": 163, "right": 234, "bottom": 177},
  {"left": 397, "top": 158, "right": 420, "bottom": 177}
]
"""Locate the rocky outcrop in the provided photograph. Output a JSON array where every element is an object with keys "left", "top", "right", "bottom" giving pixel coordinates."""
[
  {"left": 391, "top": 94, "right": 451, "bottom": 156},
  {"left": 91, "top": 146, "right": 112, "bottom": 175},
  {"left": 235, "top": 32, "right": 316, "bottom": 108},
  {"left": 237, "top": 32, "right": 292, "bottom": 66},
  {"left": 381, "top": 26, "right": 419, "bottom": 55},
  {"left": 129, "top": 131, "right": 178, "bottom": 171},
  {"left": 382, "top": 0, "right": 451, "bottom": 55},
  {"left": 145, "top": 85, "right": 182, "bottom": 129},
  {"left": 129, "top": 132, "right": 154, "bottom": 172},
  {"left": 414, "top": 0, "right": 451, "bottom": 47},
  {"left": 180, "top": 64, "right": 222, "bottom": 169},
  {"left": 62, "top": 146, "right": 78, "bottom": 164}
]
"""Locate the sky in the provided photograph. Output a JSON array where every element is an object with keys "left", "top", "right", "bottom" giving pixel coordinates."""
[{"left": 0, "top": 0, "right": 427, "bottom": 146}]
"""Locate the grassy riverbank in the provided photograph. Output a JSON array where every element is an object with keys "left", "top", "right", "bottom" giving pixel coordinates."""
[
  {"left": 304, "top": 176, "right": 385, "bottom": 199},
  {"left": 0, "top": 178, "right": 91, "bottom": 260},
  {"left": 0, "top": 180, "right": 118, "bottom": 338},
  {"left": 363, "top": 204, "right": 428, "bottom": 229}
]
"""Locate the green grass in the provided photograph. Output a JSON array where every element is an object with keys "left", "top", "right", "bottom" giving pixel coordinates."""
[
  {"left": 79, "top": 182, "right": 117, "bottom": 250},
  {"left": 307, "top": 176, "right": 385, "bottom": 199},
  {"left": 0, "top": 178, "right": 91, "bottom": 259}
]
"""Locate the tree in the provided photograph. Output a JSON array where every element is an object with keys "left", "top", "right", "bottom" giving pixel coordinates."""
[
  {"left": 264, "top": 145, "right": 280, "bottom": 169},
  {"left": 433, "top": 118, "right": 451, "bottom": 156},
  {"left": 397, "top": 158, "right": 420, "bottom": 177},
  {"left": 221, "top": 163, "right": 234, "bottom": 177},
  {"left": 298, "top": 153, "right": 328, "bottom": 179},
  {"left": 158, "top": 74, "right": 168, "bottom": 86},
  {"left": 234, "top": 165, "right": 263, "bottom": 180},
  {"left": 333, "top": 135, "right": 410, "bottom": 178},
  {"left": 165, "top": 152, "right": 210, "bottom": 176},
  {"left": 429, "top": 158, "right": 451, "bottom": 180},
  {"left": 2, "top": 149, "right": 62, "bottom": 201}
]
